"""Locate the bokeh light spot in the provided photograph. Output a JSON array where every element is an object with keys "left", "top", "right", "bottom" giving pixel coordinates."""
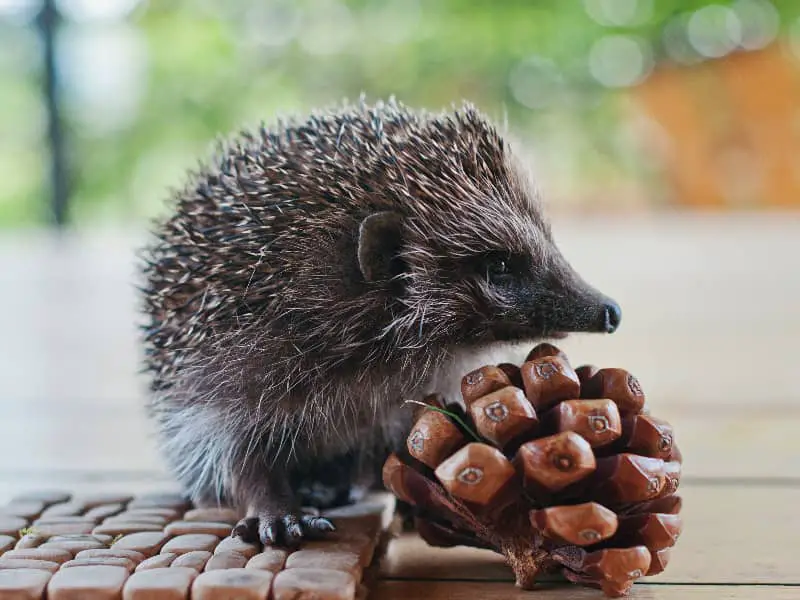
[
  {"left": 732, "top": 0, "right": 779, "bottom": 50},
  {"left": 508, "top": 56, "right": 564, "bottom": 109},
  {"left": 589, "top": 35, "right": 652, "bottom": 88},
  {"left": 687, "top": 4, "right": 742, "bottom": 58},
  {"left": 583, "top": 0, "right": 653, "bottom": 27},
  {"left": 663, "top": 14, "right": 703, "bottom": 65}
]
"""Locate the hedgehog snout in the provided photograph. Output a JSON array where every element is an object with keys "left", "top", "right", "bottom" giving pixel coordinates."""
[
  {"left": 540, "top": 283, "right": 622, "bottom": 336},
  {"left": 603, "top": 300, "right": 622, "bottom": 333},
  {"left": 579, "top": 295, "right": 622, "bottom": 334}
]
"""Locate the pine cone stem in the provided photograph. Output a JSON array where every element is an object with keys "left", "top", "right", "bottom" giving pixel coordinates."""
[{"left": 502, "top": 540, "right": 549, "bottom": 589}]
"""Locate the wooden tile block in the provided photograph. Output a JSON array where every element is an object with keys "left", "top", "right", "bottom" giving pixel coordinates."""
[
  {"left": 104, "top": 514, "right": 168, "bottom": 526},
  {"left": 2, "top": 548, "right": 73, "bottom": 564},
  {"left": 40, "top": 504, "right": 85, "bottom": 518},
  {"left": 10, "top": 492, "right": 71, "bottom": 506},
  {"left": 161, "top": 535, "right": 219, "bottom": 556},
  {"left": 203, "top": 551, "right": 247, "bottom": 571},
  {"left": 124, "top": 509, "right": 180, "bottom": 521},
  {"left": 72, "top": 495, "right": 133, "bottom": 510},
  {"left": 0, "top": 517, "right": 27, "bottom": 538},
  {"left": 62, "top": 556, "right": 138, "bottom": 572},
  {"left": 182, "top": 508, "right": 239, "bottom": 524},
  {"left": 33, "top": 517, "right": 99, "bottom": 527},
  {"left": 32, "top": 523, "right": 96, "bottom": 537},
  {"left": 14, "top": 534, "right": 47, "bottom": 550},
  {"left": 246, "top": 549, "right": 288, "bottom": 572},
  {"left": 47, "top": 565, "right": 129, "bottom": 599},
  {"left": 0, "top": 567, "right": 52, "bottom": 599},
  {"left": 0, "top": 558, "right": 61, "bottom": 573},
  {"left": 191, "top": 568, "right": 273, "bottom": 600},
  {"left": 49, "top": 534, "right": 113, "bottom": 545},
  {"left": 170, "top": 550, "right": 211, "bottom": 571},
  {"left": 285, "top": 549, "right": 362, "bottom": 580},
  {"left": 213, "top": 536, "right": 259, "bottom": 559},
  {"left": 92, "top": 522, "right": 163, "bottom": 537},
  {"left": 0, "top": 537, "right": 13, "bottom": 554},
  {"left": 164, "top": 521, "right": 231, "bottom": 538},
  {"left": 128, "top": 494, "right": 189, "bottom": 512},
  {"left": 38, "top": 540, "right": 106, "bottom": 556},
  {"left": 273, "top": 568, "right": 356, "bottom": 600},
  {"left": 136, "top": 553, "right": 178, "bottom": 571},
  {"left": 84, "top": 504, "right": 125, "bottom": 521},
  {"left": 0, "top": 502, "right": 46, "bottom": 520},
  {"left": 122, "top": 567, "right": 196, "bottom": 600},
  {"left": 75, "top": 549, "right": 146, "bottom": 565},
  {"left": 112, "top": 532, "right": 171, "bottom": 557}
]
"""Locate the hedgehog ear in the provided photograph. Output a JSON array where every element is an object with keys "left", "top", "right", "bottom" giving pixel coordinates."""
[{"left": 358, "top": 211, "right": 405, "bottom": 283}]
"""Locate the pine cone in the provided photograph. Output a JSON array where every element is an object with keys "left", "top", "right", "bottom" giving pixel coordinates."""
[{"left": 382, "top": 343, "right": 682, "bottom": 597}]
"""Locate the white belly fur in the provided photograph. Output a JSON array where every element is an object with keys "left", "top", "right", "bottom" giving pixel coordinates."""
[{"left": 420, "top": 341, "right": 531, "bottom": 408}]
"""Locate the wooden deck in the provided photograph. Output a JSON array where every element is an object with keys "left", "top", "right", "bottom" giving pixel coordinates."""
[{"left": 1, "top": 212, "right": 798, "bottom": 598}]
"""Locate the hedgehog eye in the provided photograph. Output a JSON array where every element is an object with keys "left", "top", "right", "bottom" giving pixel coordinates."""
[
  {"left": 485, "top": 255, "right": 514, "bottom": 282},
  {"left": 487, "top": 258, "right": 509, "bottom": 277}
]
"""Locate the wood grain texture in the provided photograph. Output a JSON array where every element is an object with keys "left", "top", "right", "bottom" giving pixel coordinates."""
[
  {"left": 381, "top": 483, "right": 800, "bottom": 585},
  {"left": 371, "top": 581, "right": 800, "bottom": 599}
]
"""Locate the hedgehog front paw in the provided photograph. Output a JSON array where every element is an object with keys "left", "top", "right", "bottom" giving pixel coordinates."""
[{"left": 232, "top": 511, "right": 335, "bottom": 548}]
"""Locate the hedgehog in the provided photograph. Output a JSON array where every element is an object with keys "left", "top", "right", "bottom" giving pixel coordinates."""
[{"left": 139, "top": 97, "right": 622, "bottom": 547}]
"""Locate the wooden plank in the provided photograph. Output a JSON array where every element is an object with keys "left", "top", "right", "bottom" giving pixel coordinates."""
[
  {"left": 654, "top": 406, "right": 800, "bottom": 481},
  {"left": 380, "top": 484, "right": 800, "bottom": 585},
  {"left": 662, "top": 486, "right": 800, "bottom": 584},
  {"left": 371, "top": 581, "right": 800, "bottom": 599}
]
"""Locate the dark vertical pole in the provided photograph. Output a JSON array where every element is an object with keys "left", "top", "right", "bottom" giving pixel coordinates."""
[{"left": 37, "top": 0, "right": 69, "bottom": 227}]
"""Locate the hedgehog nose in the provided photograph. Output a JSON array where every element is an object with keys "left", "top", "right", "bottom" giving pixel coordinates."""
[{"left": 603, "top": 301, "right": 622, "bottom": 334}]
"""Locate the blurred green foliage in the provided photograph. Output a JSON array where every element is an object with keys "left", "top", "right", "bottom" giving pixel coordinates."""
[{"left": 1, "top": 0, "right": 799, "bottom": 227}]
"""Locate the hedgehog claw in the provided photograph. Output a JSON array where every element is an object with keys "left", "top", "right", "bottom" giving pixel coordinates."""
[
  {"left": 283, "top": 514, "right": 304, "bottom": 544},
  {"left": 302, "top": 515, "right": 336, "bottom": 534},
  {"left": 264, "top": 523, "right": 279, "bottom": 545},
  {"left": 234, "top": 512, "right": 336, "bottom": 547},
  {"left": 232, "top": 516, "right": 259, "bottom": 542}
]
